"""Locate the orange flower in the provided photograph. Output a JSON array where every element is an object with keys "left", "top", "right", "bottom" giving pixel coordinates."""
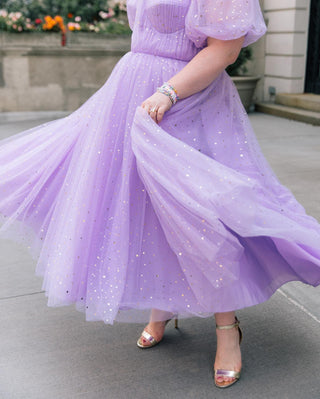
[
  {"left": 42, "top": 15, "right": 55, "bottom": 30},
  {"left": 54, "top": 16, "right": 66, "bottom": 32},
  {"left": 42, "top": 15, "right": 66, "bottom": 32},
  {"left": 44, "top": 15, "right": 53, "bottom": 23},
  {"left": 55, "top": 15, "right": 63, "bottom": 23},
  {"left": 67, "top": 22, "right": 80, "bottom": 31}
]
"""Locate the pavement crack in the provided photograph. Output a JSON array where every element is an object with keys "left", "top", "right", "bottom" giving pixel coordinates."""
[
  {"left": 0, "top": 290, "right": 45, "bottom": 301},
  {"left": 278, "top": 288, "right": 320, "bottom": 324}
]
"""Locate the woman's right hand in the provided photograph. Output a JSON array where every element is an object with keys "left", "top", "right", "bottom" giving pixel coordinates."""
[{"left": 141, "top": 92, "right": 172, "bottom": 124}]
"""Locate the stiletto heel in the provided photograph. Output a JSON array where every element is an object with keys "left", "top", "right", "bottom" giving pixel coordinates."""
[
  {"left": 137, "top": 314, "right": 178, "bottom": 349},
  {"left": 214, "top": 316, "right": 242, "bottom": 389}
]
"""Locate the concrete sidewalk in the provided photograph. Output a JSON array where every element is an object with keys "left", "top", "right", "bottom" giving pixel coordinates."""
[{"left": 0, "top": 112, "right": 320, "bottom": 399}]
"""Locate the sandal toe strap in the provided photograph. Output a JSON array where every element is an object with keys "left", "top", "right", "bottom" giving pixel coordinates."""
[
  {"left": 214, "top": 369, "right": 240, "bottom": 379},
  {"left": 141, "top": 330, "right": 158, "bottom": 344}
]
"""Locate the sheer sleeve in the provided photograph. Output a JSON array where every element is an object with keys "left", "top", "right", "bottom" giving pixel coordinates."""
[{"left": 185, "top": 0, "right": 267, "bottom": 48}]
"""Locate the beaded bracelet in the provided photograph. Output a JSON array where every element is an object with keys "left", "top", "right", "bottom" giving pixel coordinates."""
[
  {"left": 157, "top": 82, "right": 179, "bottom": 104},
  {"left": 157, "top": 82, "right": 180, "bottom": 105}
]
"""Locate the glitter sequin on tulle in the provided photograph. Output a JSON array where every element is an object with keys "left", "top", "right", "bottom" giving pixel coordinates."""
[{"left": 1, "top": 0, "right": 320, "bottom": 324}]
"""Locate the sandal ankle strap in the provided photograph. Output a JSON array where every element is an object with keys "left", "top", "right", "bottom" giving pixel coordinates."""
[{"left": 216, "top": 316, "right": 240, "bottom": 330}]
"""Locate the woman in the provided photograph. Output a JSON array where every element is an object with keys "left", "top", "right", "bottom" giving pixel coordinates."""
[{"left": 1, "top": 0, "right": 320, "bottom": 390}]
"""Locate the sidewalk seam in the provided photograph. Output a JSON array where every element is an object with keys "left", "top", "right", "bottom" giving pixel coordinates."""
[
  {"left": 0, "top": 290, "right": 45, "bottom": 301},
  {"left": 278, "top": 288, "right": 320, "bottom": 324}
]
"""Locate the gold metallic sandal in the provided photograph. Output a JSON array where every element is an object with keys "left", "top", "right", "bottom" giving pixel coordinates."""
[
  {"left": 214, "top": 316, "right": 242, "bottom": 389},
  {"left": 137, "top": 317, "right": 178, "bottom": 349}
]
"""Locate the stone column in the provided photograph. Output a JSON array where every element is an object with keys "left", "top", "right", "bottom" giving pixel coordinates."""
[{"left": 263, "top": 0, "right": 311, "bottom": 100}]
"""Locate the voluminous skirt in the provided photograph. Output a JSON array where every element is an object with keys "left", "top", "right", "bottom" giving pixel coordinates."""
[{"left": 1, "top": 51, "right": 320, "bottom": 324}]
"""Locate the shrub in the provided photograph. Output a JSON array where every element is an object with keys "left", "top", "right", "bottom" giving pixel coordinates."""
[
  {"left": 0, "top": 0, "right": 125, "bottom": 23},
  {"left": 226, "top": 47, "right": 253, "bottom": 76},
  {"left": 41, "top": 0, "right": 109, "bottom": 22}
]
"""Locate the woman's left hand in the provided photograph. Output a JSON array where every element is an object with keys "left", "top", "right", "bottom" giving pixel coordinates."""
[{"left": 141, "top": 92, "right": 172, "bottom": 124}]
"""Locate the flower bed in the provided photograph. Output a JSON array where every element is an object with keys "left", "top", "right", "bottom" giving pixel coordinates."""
[{"left": 0, "top": 1, "right": 131, "bottom": 36}]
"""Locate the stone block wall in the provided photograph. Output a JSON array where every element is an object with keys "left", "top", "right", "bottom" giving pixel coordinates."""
[{"left": 0, "top": 33, "right": 131, "bottom": 112}]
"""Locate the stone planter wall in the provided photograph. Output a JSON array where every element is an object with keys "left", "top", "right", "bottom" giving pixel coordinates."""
[{"left": 0, "top": 32, "right": 131, "bottom": 112}]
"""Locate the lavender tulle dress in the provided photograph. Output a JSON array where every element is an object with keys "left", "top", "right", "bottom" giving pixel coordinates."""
[{"left": 1, "top": 0, "right": 320, "bottom": 324}]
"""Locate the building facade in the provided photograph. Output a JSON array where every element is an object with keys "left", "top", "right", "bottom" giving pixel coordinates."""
[{"left": 255, "top": 0, "right": 320, "bottom": 102}]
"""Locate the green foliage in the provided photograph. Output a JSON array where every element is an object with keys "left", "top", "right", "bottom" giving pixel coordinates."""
[
  {"left": 41, "top": 0, "right": 109, "bottom": 22},
  {"left": 0, "top": 0, "right": 44, "bottom": 20},
  {"left": 97, "top": 19, "right": 131, "bottom": 34},
  {"left": 226, "top": 47, "right": 253, "bottom": 76},
  {"left": 0, "top": 0, "right": 110, "bottom": 21}
]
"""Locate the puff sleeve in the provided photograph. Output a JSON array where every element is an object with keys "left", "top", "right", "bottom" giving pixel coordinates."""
[{"left": 185, "top": 0, "right": 267, "bottom": 48}]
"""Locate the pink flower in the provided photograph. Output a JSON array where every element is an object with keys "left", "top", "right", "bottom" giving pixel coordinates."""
[
  {"left": 75, "top": 16, "right": 81, "bottom": 22},
  {"left": 18, "top": 26, "right": 22, "bottom": 31},
  {"left": 99, "top": 11, "right": 109, "bottom": 19},
  {"left": 9, "top": 12, "right": 22, "bottom": 20},
  {"left": 108, "top": 8, "right": 115, "bottom": 17},
  {"left": 68, "top": 22, "right": 81, "bottom": 31}
]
